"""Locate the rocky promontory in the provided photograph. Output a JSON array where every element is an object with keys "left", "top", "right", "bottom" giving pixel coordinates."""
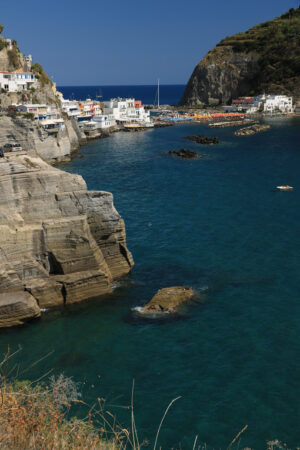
[
  {"left": 180, "top": 7, "right": 300, "bottom": 105},
  {"left": 0, "top": 153, "right": 134, "bottom": 327},
  {"left": 0, "top": 28, "right": 87, "bottom": 162},
  {"left": 0, "top": 115, "right": 85, "bottom": 162}
]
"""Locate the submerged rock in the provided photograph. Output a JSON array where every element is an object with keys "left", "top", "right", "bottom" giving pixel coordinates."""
[
  {"left": 140, "top": 286, "right": 197, "bottom": 314},
  {"left": 168, "top": 148, "right": 200, "bottom": 159},
  {"left": 185, "top": 135, "right": 219, "bottom": 145}
]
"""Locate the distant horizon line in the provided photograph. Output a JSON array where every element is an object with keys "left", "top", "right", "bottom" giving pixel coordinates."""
[{"left": 57, "top": 83, "right": 186, "bottom": 87}]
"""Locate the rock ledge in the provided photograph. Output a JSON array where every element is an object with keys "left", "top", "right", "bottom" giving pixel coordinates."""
[
  {"left": 140, "top": 286, "right": 196, "bottom": 314},
  {"left": 0, "top": 154, "right": 133, "bottom": 327}
]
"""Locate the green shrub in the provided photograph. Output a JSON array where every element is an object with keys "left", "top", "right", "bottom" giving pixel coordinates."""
[
  {"left": 32, "top": 62, "right": 51, "bottom": 86},
  {"left": 7, "top": 48, "right": 20, "bottom": 69}
]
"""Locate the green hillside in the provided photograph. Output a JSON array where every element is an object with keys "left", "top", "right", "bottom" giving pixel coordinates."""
[
  {"left": 180, "top": 7, "right": 300, "bottom": 105},
  {"left": 216, "top": 7, "right": 300, "bottom": 94}
]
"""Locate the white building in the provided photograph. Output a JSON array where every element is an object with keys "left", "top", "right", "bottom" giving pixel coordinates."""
[
  {"left": 259, "top": 95, "right": 293, "bottom": 113},
  {"left": 61, "top": 99, "right": 81, "bottom": 118},
  {"left": 15, "top": 104, "right": 57, "bottom": 119},
  {"left": 93, "top": 114, "right": 115, "bottom": 129},
  {"left": 0, "top": 71, "right": 37, "bottom": 92},
  {"left": 103, "top": 98, "right": 131, "bottom": 122},
  {"left": 103, "top": 98, "right": 151, "bottom": 125}
]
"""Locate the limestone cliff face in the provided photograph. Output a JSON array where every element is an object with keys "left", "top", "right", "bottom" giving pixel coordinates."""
[
  {"left": 0, "top": 153, "right": 134, "bottom": 327},
  {"left": 181, "top": 50, "right": 260, "bottom": 105},
  {"left": 180, "top": 7, "right": 300, "bottom": 105},
  {"left": 0, "top": 115, "right": 86, "bottom": 162}
]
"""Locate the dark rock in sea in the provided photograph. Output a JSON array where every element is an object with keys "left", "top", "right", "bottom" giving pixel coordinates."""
[
  {"left": 185, "top": 135, "right": 219, "bottom": 145},
  {"left": 168, "top": 148, "right": 200, "bottom": 159}
]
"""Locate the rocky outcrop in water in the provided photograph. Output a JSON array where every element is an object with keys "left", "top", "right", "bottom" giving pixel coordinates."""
[
  {"left": 186, "top": 135, "right": 219, "bottom": 145},
  {"left": 0, "top": 153, "right": 134, "bottom": 327},
  {"left": 180, "top": 7, "right": 300, "bottom": 105},
  {"left": 140, "top": 286, "right": 196, "bottom": 314},
  {"left": 234, "top": 124, "right": 270, "bottom": 136},
  {"left": 168, "top": 149, "right": 200, "bottom": 159}
]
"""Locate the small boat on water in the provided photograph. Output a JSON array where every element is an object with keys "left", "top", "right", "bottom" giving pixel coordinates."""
[{"left": 276, "top": 185, "right": 293, "bottom": 190}]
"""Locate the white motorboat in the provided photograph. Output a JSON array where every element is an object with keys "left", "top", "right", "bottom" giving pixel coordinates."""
[{"left": 276, "top": 185, "right": 293, "bottom": 190}]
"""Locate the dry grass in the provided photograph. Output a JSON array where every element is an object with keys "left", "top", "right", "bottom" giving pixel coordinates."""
[
  {"left": 0, "top": 348, "right": 295, "bottom": 449},
  {"left": 0, "top": 379, "right": 130, "bottom": 449},
  {"left": 0, "top": 348, "right": 133, "bottom": 449}
]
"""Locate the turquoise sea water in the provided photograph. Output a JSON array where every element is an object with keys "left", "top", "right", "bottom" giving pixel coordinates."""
[{"left": 1, "top": 117, "right": 300, "bottom": 448}]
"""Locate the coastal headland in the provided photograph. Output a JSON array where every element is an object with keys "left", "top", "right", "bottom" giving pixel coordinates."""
[
  {"left": 0, "top": 152, "right": 133, "bottom": 327},
  {"left": 180, "top": 7, "right": 300, "bottom": 106},
  {"left": 0, "top": 30, "right": 134, "bottom": 328},
  {"left": 0, "top": 7, "right": 298, "bottom": 329}
]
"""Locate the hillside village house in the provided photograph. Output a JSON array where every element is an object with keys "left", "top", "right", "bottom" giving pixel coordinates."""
[
  {"left": 103, "top": 98, "right": 151, "bottom": 124},
  {"left": 262, "top": 95, "right": 293, "bottom": 113},
  {"left": 60, "top": 95, "right": 152, "bottom": 131},
  {"left": 0, "top": 70, "right": 37, "bottom": 92},
  {"left": 223, "top": 94, "right": 294, "bottom": 114},
  {"left": 14, "top": 104, "right": 59, "bottom": 119},
  {"left": 61, "top": 99, "right": 81, "bottom": 118},
  {"left": 93, "top": 114, "right": 114, "bottom": 129},
  {"left": 9, "top": 103, "right": 64, "bottom": 133}
]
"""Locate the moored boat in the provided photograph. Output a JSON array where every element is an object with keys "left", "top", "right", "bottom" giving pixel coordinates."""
[{"left": 276, "top": 185, "right": 293, "bottom": 190}]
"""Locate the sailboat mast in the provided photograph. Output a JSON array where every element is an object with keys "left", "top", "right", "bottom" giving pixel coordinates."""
[{"left": 158, "top": 78, "right": 160, "bottom": 109}]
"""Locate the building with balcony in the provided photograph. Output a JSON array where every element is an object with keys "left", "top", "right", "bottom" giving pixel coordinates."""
[
  {"left": 103, "top": 98, "right": 151, "bottom": 124},
  {"left": 0, "top": 71, "right": 37, "bottom": 92}
]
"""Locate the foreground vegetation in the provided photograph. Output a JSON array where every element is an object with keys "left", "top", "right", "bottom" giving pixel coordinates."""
[
  {"left": 0, "top": 349, "right": 295, "bottom": 449},
  {"left": 0, "top": 349, "right": 132, "bottom": 449}
]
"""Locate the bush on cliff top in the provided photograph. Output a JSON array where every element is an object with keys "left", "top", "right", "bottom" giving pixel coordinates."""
[
  {"left": 217, "top": 7, "right": 300, "bottom": 53},
  {"left": 32, "top": 62, "right": 52, "bottom": 87},
  {"left": 7, "top": 46, "right": 21, "bottom": 69}
]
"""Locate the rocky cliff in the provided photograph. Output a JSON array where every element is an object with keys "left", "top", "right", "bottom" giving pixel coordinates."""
[
  {"left": 0, "top": 153, "right": 134, "bottom": 327},
  {"left": 0, "top": 115, "right": 86, "bottom": 162},
  {"left": 0, "top": 29, "right": 85, "bottom": 162},
  {"left": 180, "top": 7, "right": 300, "bottom": 105}
]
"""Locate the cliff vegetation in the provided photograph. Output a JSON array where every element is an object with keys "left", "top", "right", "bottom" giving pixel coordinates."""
[{"left": 180, "top": 7, "right": 300, "bottom": 105}]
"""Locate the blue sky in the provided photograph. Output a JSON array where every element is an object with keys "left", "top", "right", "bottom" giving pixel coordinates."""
[{"left": 1, "top": 0, "right": 298, "bottom": 86}]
